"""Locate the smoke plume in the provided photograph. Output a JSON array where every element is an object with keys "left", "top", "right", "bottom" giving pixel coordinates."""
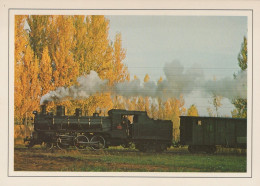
[
  {"left": 203, "top": 70, "right": 247, "bottom": 99},
  {"left": 40, "top": 60, "right": 247, "bottom": 105},
  {"left": 40, "top": 71, "right": 108, "bottom": 105},
  {"left": 114, "top": 60, "right": 204, "bottom": 98}
]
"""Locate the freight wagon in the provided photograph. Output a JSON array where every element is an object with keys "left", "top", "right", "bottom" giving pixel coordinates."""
[{"left": 179, "top": 116, "right": 247, "bottom": 153}]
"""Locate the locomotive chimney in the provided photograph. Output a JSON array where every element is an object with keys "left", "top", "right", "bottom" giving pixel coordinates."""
[
  {"left": 56, "top": 106, "right": 65, "bottom": 116},
  {"left": 75, "top": 108, "right": 82, "bottom": 117},
  {"left": 41, "top": 105, "right": 47, "bottom": 115}
]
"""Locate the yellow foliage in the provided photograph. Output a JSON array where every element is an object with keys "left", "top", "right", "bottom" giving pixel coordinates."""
[
  {"left": 14, "top": 15, "right": 188, "bottom": 144},
  {"left": 187, "top": 104, "right": 199, "bottom": 116}
]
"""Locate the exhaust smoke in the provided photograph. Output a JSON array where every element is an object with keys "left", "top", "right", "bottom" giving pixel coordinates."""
[{"left": 40, "top": 60, "right": 247, "bottom": 105}]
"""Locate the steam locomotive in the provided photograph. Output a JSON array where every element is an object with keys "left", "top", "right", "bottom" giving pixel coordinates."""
[
  {"left": 24, "top": 105, "right": 247, "bottom": 153},
  {"left": 24, "top": 105, "right": 173, "bottom": 152}
]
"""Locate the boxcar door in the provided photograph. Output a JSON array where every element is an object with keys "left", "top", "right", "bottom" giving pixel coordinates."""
[
  {"left": 204, "top": 119, "right": 215, "bottom": 145},
  {"left": 225, "top": 119, "right": 235, "bottom": 146}
]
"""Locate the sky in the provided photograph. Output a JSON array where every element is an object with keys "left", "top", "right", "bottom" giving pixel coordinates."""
[{"left": 106, "top": 16, "right": 248, "bottom": 116}]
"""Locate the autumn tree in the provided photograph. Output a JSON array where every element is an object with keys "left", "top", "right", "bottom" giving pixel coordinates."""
[
  {"left": 17, "top": 45, "right": 41, "bottom": 122},
  {"left": 232, "top": 36, "right": 247, "bottom": 118},
  {"left": 164, "top": 96, "right": 186, "bottom": 141},
  {"left": 212, "top": 94, "right": 222, "bottom": 117},
  {"left": 144, "top": 74, "right": 151, "bottom": 116},
  {"left": 15, "top": 15, "right": 130, "bottom": 119},
  {"left": 27, "top": 15, "right": 51, "bottom": 60},
  {"left": 15, "top": 16, "right": 41, "bottom": 123},
  {"left": 157, "top": 76, "right": 164, "bottom": 119},
  {"left": 111, "top": 33, "right": 130, "bottom": 110},
  {"left": 85, "top": 16, "right": 113, "bottom": 79},
  {"left": 187, "top": 104, "right": 199, "bottom": 116},
  {"left": 39, "top": 46, "right": 53, "bottom": 95},
  {"left": 112, "top": 33, "right": 129, "bottom": 83},
  {"left": 15, "top": 15, "right": 28, "bottom": 124}
]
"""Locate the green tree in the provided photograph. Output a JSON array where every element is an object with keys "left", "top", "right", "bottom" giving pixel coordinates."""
[
  {"left": 237, "top": 36, "right": 247, "bottom": 71},
  {"left": 232, "top": 36, "right": 247, "bottom": 118}
]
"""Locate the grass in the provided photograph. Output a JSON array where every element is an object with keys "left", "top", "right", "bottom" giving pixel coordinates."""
[{"left": 14, "top": 146, "right": 247, "bottom": 172}]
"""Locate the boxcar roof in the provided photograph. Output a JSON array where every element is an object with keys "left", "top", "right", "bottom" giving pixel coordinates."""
[{"left": 180, "top": 116, "right": 246, "bottom": 120}]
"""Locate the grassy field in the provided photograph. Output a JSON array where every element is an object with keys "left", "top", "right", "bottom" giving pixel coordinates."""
[{"left": 14, "top": 146, "right": 247, "bottom": 172}]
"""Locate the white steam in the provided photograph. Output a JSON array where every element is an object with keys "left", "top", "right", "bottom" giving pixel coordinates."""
[
  {"left": 204, "top": 70, "right": 247, "bottom": 99},
  {"left": 114, "top": 60, "right": 204, "bottom": 98},
  {"left": 40, "top": 60, "right": 247, "bottom": 105},
  {"left": 40, "top": 71, "right": 108, "bottom": 105}
]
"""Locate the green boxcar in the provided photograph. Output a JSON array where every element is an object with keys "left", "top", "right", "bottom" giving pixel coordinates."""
[{"left": 180, "top": 116, "right": 247, "bottom": 153}]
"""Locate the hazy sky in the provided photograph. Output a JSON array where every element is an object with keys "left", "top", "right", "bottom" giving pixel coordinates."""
[{"left": 106, "top": 16, "right": 248, "bottom": 116}]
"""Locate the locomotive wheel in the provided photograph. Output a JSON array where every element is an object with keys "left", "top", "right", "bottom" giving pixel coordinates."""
[
  {"left": 56, "top": 136, "right": 70, "bottom": 150},
  {"left": 90, "top": 135, "right": 106, "bottom": 150},
  {"left": 136, "top": 144, "right": 147, "bottom": 152},
  {"left": 74, "top": 135, "right": 89, "bottom": 150},
  {"left": 25, "top": 141, "right": 34, "bottom": 149},
  {"left": 42, "top": 142, "right": 54, "bottom": 150}
]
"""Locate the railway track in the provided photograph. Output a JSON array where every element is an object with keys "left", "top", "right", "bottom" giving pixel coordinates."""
[{"left": 14, "top": 146, "right": 246, "bottom": 156}]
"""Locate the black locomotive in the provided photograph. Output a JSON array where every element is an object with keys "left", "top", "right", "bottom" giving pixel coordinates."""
[{"left": 24, "top": 105, "right": 173, "bottom": 152}]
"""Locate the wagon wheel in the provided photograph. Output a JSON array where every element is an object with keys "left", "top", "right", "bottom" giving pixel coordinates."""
[
  {"left": 155, "top": 144, "right": 166, "bottom": 153},
  {"left": 136, "top": 144, "right": 147, "bottom": 152},
  {"left": 205, "top": 146, "right": 217, "bottom": 154},
  {"left": 122, "top": 141, "right": 132, "bottom": 149},
  {"left": 74, "top": 135, "right": 89, "bottom": 150},
  {"left": 90, "top": 135, "right": 106, "bottom": 150},
  {"left": 188, "top": 145, "right": 196, "bottom": 153}
]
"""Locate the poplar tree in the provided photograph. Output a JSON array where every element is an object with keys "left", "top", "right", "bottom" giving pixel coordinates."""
[
  {"left": 27, "top": 15, "right": 50, "bottom": 60},
  {"left": 19, "top": 46, "right": 41, "bottom": 120},
  {"left": 144, "top": 74, "right": 151, "bottom": 117},
  {"left": 187, "top": 104, "right": 199, "bottom": 116},
  {"left": 112, "top": 33, "right": 129, "bottom": 83},
  {"left": 15, "top": 15, "right": 28, "bottom": 124},
  {"left": 73, "top": 15, "right": 88, "bottom": 75},
  {"left": 39, "top": 46, "right": 53, "bottom": 95},
  {"left": 52, "top": 16, "right": 79, "bottom": 87}
]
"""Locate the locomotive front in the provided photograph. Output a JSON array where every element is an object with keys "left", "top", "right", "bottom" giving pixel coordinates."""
[{"left": 24, "top": 105, "right": 111, "bottom": 150}]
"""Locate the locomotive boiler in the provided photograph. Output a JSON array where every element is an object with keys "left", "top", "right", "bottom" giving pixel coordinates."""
[{"left": 24, "top": 105, "right": 173, "bottom": 152}]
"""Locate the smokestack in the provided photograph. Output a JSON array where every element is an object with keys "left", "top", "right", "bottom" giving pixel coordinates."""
[
  {"left": 75, "top": 108, "right": 82, "bottom": 117},
  {"left": 41, "top": 105, "right": 46, "bottom": 115},
  {"left": 56, "top": 106, "right": 65, "bottom": 116}
]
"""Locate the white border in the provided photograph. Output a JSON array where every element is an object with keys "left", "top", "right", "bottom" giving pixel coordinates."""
[
  {"left": 2, "top": 1, "right": 260, "bottom": 185},
  {"left": 8, "top": 8, "right": 252, "bottom": 178}
]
